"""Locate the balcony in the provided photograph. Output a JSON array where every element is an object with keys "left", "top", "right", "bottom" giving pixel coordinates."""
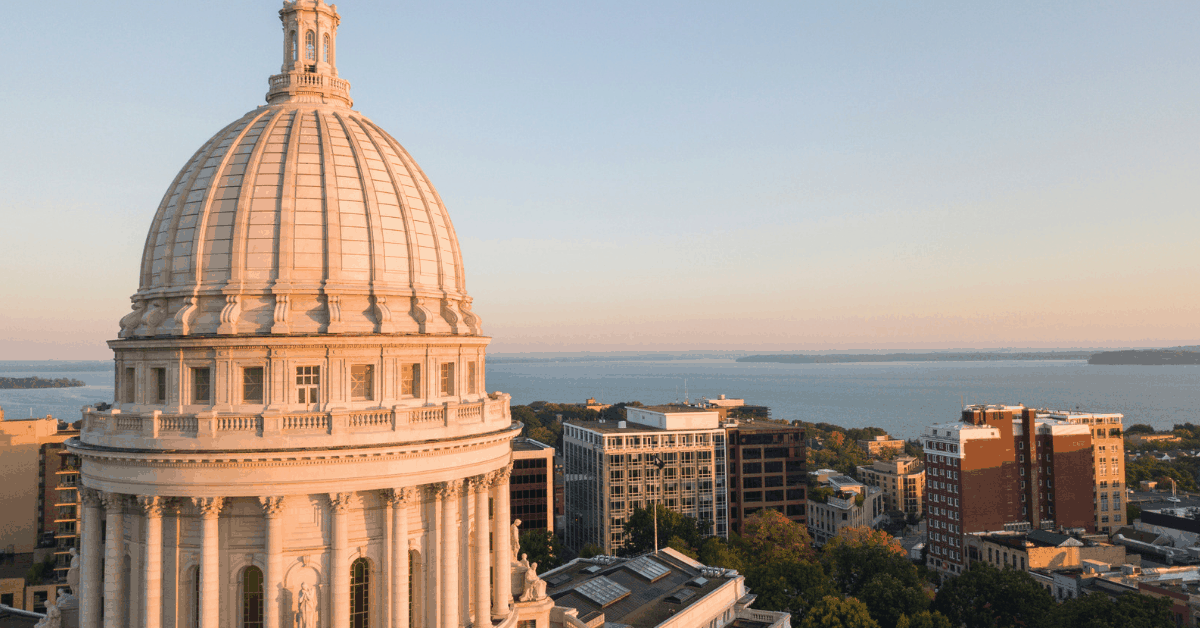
[{"left": 78, "top": 394, "right": 513, "bottom": 452}]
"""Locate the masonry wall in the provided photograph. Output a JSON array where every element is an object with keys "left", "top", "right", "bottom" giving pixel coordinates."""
[{"left": 1049, "top": 434, "right": 1096, "bottom": 532}]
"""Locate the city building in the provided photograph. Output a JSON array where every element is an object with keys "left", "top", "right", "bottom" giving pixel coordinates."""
[
  {"left": 51, "top": 451, "right": 81, "bottom": 580},
  {"left": 1033, "top": 562, "right": 1196, "bottom": 627},
  {"left": 922, "top": 404, "right": 1098, "bottom": 576},
  {"left": 512, "top": 438, "right": 555, "bottom": 534},
  {"left": 725, "top": 419, "right": 806, "bottom": 534},
  {"left": 857, "top": 434, "right": 906, "bottom": 457},
  {"left": 0, "top": 417, "right": 76, "bottom": 554},
  {"left": 541, "top": 549, "right": 790, "bottom": 628},
  {"left": 63, "top": 3, "right": 552, "bottom": 628},
  {"left": 806, "top": 469, "right": 885, "bottom": 546},
  {"left": 857, "top": 455, "right": 925, "bottom": 517},
  {"left": 966, "top": 529, "right": 1127, "bottom": 572},
  {"left": 1045, "top": 411, "right": 1126, "bottom": 533},
  {"left": 562, "top": 406, "right": 728, "bottom": 554}
]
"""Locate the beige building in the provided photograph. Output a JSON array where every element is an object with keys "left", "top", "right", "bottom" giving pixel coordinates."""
[
  {"left": 857, "top": 434, "right": 906, "bottom": 456},
  {"left": 563, "top": 406, "right": 728, "bottom": 554},
  {"left": 542, "top": 548, "right": 790, "bottom": 628},
  {"left": 0, "top": 417, "right": 75, "bottom": 554},
  {"left": 967, "top": 529, "right": 1128, "bottom": 572},
  {"left": 806, "top": 469, "right": 885, "bottom": 546},
  {"left": 1044, "top": 411, "right": 1126, "bottom": 533},
  {"left": 857, "top": 455, "right": 925, "bottom": 516}
]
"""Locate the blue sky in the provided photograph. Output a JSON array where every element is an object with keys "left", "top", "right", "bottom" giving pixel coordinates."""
[{"left": 2, "top": 1, "right": 1198, "bottom": 358}]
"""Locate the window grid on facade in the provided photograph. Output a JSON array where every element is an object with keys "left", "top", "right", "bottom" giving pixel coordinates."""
[
  {"left": 124, "top": 367, "right": 136, "bottom": 403},
  {"left": 305, "top": 31, "right": 316, "bottom": 61},
  {"left": 296, "top": 366, "right": 320, "bottom": 404},
  {"left": 350, "top": 558, "right": 369, "bottom": 628},
  {"left": 242, "top": 566, "right": 264, "bottom": 628},
  {"left": 153, "top": 368, "right": 167, "bottom": 404},
  {"left": 351, "top": 365, "right": 374, "bottom": 401},
  {"left": 243, "top": 367, "right": 264, "bottom": 404},
  {"left": 192, "top": 368, "right": 211, "bottom": 404},
  {"left": 468, "top": 361, "right": 478, "bottom": 394}
]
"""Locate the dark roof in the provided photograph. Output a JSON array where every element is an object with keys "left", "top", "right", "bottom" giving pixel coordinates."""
[
  {"left": 1027, "top": 529, "right": 1074, "bottom": 547},
  {"left": 512, "top": 438, "right": 554, "bottom": 452},
  {"left": 544, "top": 552, "right": 734, "bottom": 628},
  {"left": 0, "top": 607, "right": 43, "bottom": 628}
]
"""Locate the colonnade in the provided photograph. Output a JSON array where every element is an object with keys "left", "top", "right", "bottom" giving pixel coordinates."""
[{"left": 77, "top": 469, "right": 513, "bottom": 628}]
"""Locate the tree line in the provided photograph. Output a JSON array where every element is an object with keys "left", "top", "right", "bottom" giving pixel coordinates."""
[{"left": 0, "top": 376, "right": 86, "bottom": 389}]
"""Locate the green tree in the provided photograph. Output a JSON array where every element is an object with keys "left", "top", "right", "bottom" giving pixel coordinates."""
[
  {"left": 1048, "top": 591, "right": 1173, "bottom": 628},
  {"left": 743, "top": 509, "right": 816, "bottom": 564},
  {"left": 578, "top": 543, "right": 603, "bottom": 559},
  {"left": 799, "top": 596, "right": 880, "bottom": 628},
  {"left": 698, "top": 537, "right": 745, "bottom": 572},
  {"left": 931, "top": 562, "right": 1052, "bottom": 628},
  {"left": 1126, "top": 424, "right": 1155, "bottom": 435},
  {"left": 623, "top": 505, "right": 705, "bottom": 556},
  {"left": 822, "top": 528, "right": 924, "bottom": 600},
  {"left": 895, "top": 611, "right": 951, "bottom": 628},
  {"left": 1128, "top": 502, "right": 1142, "bottom": 523},
  {"left": 857, "top": 573, "right": 931, "bottom": 628},
  {"left": 746, "top": 560, "right": 837, "bottom": 614},
  {"left": 518, "top": 529, "right": 563, "bottom": 573}
]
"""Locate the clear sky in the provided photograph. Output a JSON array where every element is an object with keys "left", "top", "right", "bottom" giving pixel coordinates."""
[{"left": 2, "top": 1, "right": 1198, "bottom": 359}]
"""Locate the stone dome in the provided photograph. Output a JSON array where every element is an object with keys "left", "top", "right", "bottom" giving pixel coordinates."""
[{"left": 118, "top": 3, "right": 479, "bottom": 339}]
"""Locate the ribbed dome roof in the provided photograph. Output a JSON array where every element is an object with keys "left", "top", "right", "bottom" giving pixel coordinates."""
[{"left": 118, "top": 0, "right": 480, "bottom": 339}]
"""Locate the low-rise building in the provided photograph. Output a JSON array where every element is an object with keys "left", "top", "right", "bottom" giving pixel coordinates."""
[
  {"left": 806, "top": 469, "right": 885, "bottom": 546},
  {"left": 857, "top": 434, "right": 906, "bottom": 457},
  {"left": 967, "top": 529, "right": 1128, "bottom": 572},
  {"left": 0, "top": 417, "right": 77, "bottom": 555},
  {"left": 857, "top": 456, "right": 924, "bottom": 517},
  {"left": 541, "top": 548, "right": 790, "bottom": 628}
]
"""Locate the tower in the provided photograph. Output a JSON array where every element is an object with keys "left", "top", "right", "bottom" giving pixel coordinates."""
[{"left": 68, "top": 3, "right": 527, "bottom": 627}]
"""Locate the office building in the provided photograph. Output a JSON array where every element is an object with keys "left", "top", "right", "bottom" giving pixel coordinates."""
[
  {"left": 512, "top": 438, "right": 555, "bottom": 534},
  {"left": 857, "top": 434, "right": 906, "bottom": 457},
  {"left": 857, "top": 455, "right": 924, "bottom": 517},
  {"left": 563, "top": 406, "right": 728, "bottom": 554},
  {"left": 725, "top": 419, "right": 806, "bottom": 534}
]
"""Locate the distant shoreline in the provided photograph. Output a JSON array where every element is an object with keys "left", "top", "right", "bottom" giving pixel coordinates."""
[
  {"left": 737, "top": 352, "right": 1095, "bottom": 364},
  {"left": 1088, "top": 349, "right": 1200, "bottom": 366},
  {"left": 0, "top": 376, "right": 87, "bottom": 389}
]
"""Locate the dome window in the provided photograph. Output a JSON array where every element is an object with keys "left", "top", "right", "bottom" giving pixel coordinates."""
[
  {"left": 290, "top": 31, "right": 298, "bottom": 62},
  {"left": 323, "top": 34, "right": 330, "bottom": 63},
  {"left": 306, "top": 30, "right": 316, "bottom": 61}
]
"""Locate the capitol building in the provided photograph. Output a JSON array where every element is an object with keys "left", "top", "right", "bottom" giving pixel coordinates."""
[{"left": 67, "top": 2, "right": 539, "bottom": 627}]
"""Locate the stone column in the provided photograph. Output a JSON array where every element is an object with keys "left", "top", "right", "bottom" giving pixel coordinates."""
[
  {"left": 101, "top": 492, "right": 126, "bottom": 628},
  {"left": 259, "top": 497, "right": 286, "bottom": 628},
  {"left": 471, "top": 476, "right": 491, "bottom": 627},
  {"left": 192, "top": 497, "right": 225, "bottom": 628},
  {"left": 490, "top": 469, "right": 512, "bottom": 618},
  {"left": 439, "top": 481, "right": 462, "bottom": 628},
  {"left": 387, "top": 488, "right": 414, "bottom": 628},
  {"left": 80, "top": 488, "right": 104, "bottom": 628},
  {"left": 138, "top": 497, "right": 165, "bottom": 628},
  {"left": 329, "top": 493, "right": 354, "bottom": 628}
]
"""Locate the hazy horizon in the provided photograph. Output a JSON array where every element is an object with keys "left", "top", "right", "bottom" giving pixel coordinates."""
[{"left": 4, "top": 1, "right": 1198, "bottom": 360}]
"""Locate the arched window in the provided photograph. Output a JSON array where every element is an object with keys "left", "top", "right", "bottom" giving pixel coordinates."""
[
  {"left": 242, "top": 566, "right": 264, "bottom": 628},
  {"left": 323, "top": 34, "right": 330, "bottom": 64},
  {"left": 290, "top": 31, "right": 298, "bottom": 62},
  {"left": 350, "top": 558, "right": 370, "bottom": 628},
  {"left": 305, "top": 31, "right": 316, "bottom": 61}
]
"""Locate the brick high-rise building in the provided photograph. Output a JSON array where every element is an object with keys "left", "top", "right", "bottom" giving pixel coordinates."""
[
  {"left": 725, "top": 420, "right": 806, "bottom": 534},
  {"left": 1042, "top": 411, "right": 1125, "bottom": 534},
  {"left": 510, "top": 437, "right": 555, "bottom": 534},
  {"left": 923, "top": 404, "right": 1097, "bottom": 577}
]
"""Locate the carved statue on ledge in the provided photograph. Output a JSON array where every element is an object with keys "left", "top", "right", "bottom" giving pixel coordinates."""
[
  {"left": 511, "top": 519, "right": 523, "bottom": 558},
  {"left": 65, "top": 547, "right": 80, "bottom": 597},
  {"left": 297, "top": 583, "right": 318, "bottom": 628},
  {"left": 520, "top": 563, "right": 547, "bottom": 602}
]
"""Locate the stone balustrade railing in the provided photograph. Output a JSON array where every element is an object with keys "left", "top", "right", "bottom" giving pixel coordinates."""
[
  {"left": 266, "top": 71, "right": 352, "bottom": 105},
  {"left": 735, "top": 608, "right": 791, "bottom": 628},
  {"left": 79, "top": 395, "right": 511, "bottom": 451}
]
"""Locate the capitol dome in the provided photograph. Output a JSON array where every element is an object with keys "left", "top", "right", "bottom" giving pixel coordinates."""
[{"left": 119, "top": 4, "right": 478, "bottom": 339}]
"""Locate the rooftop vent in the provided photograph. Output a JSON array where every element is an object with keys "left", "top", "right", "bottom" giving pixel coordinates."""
[
  {"left": 686, "top": 576, "right": 709, "bottom": 588},
  {"left": 666, "top": 589, "right": 696, "bottom": 604},
  {"left": 582, "top": 565, "right": 602, "bottom": 574}
]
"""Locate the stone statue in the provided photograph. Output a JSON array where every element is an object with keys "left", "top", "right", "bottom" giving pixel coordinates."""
[
  {"left": 511, "top": 519, "right": 522, "bottom": 557},
  {"left": 519, "top": 563, "right": 546, "bottom": 602},
  {"left": 519, "top": 553, "right": 530, "bottom": 569},
  {"left": 66, "top": 547, "right": 80, "bottom": 597},
  {"left": 297, "top": 583, "right": 318, "bottom": 628},
  {"left": 34, "top": 604, "right": 61, "bottom": 628}
]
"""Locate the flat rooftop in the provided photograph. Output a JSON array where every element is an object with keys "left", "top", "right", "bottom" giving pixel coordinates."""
[
  {"left": 512, "top": 438, "right": 554, "bottom": 452},
  {"left": 639, "top": 405, "right": 716, "bottom": 414},
  {"left": 566, "top": 420, "right": 666, "bottom": 434},
  {"left": 544, "top": 550, "right": 735, "bottom": 628}
]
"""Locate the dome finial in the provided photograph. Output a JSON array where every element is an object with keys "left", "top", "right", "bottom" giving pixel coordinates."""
[{"left": 266, "top": 0, "right": 352, "bottom": 107}]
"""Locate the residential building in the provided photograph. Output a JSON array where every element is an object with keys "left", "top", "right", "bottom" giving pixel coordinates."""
[
  {"left": 857, "top": 455, "right": 925, "bottom": 516},
  {"left": 51, "top": 450, "right": 81, "bottom": 580},
  {"left": 512, "top": 437, "right": 555, "bottom": 534},
  {"left": 1045, "top": 411, "right": 1126, "bottom": 533},
  {"left": 541, "top": 548, "right": 791, "bottom": 628},
  {"left": 0, "top": 417, "right": 76, "bottom": 554},
  {"left": 858, "top": 434, "right": 906, "bottom": 457},
  {"left": 806, "top": 469, "right": 885, "bottom": 546},
  {"left": 966, "top": 529, "right": 1128, "bottom": 572},
  {"left": 922, "top": 404, "right": 1097, "bottom": 576},
  {"left": 726, "top": 419, "right": 806, "bottom": 534},
  {"left": 563, "top": 406, "right": 728, "bottom": 554}
]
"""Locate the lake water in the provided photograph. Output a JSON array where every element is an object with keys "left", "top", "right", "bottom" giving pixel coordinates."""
[{"left": 4, "top": 359, "right": 1198, "bottom": 438}]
